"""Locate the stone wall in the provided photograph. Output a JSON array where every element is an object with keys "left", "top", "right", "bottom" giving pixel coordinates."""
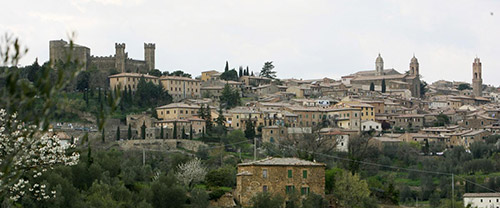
[{"left": 118, "top": 139, "right": 207, "bottom": 152}]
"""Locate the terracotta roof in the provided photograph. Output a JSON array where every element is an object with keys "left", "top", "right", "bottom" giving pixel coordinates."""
[
  {"left": 238, "top": 157, "right": 325, "bottom": 167},
  {"left": 463, "top": 193, "right": 500, "bottom": 197},
  {"left": 160, "top": 76, "right": 199, "bottom": 81},
  {"left": 108, "top": 72, "right": 158, "bottom": 79},
  {"left": 156, "top": 103, "right": 200, "bottom": 109}
]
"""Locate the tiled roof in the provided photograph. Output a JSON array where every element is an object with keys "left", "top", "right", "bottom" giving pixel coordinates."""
[
  {"left": 156, "top": 103, "right": 200, "bottom": 109},
  {"left": 238, "top": 157, "right": 325, "bottom": 167},
  {"left": 109, "top": 72, "right": 158, "bottom": 79},
  {"left": 463, "top": 193, "right": 500, "bottom": 197}
]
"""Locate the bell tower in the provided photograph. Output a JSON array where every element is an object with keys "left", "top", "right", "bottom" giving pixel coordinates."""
[
  {"left": 375, "top": 53, "right": 384, "bottom": 76},
  {"left": 472, "top": 57, "right": 483, "bottom": 97},
  {"left": 409, "top": 55, "right": 419, "bottom": 76}
]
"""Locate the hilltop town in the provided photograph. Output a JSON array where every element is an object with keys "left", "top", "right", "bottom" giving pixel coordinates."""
[{"left": 2, "top": 38, "right": 500, "bottom": 208}]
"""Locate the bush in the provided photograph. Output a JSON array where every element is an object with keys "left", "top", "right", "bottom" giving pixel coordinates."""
[
  {"left": 208, "top": 188, "right": 227, "bottom": 200},
  {"left": 205, "top": 167, "right": 236, "bottom": 188}
]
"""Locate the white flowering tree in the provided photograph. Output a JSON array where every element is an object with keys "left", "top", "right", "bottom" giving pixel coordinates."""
[
  {"left": 0, "top": 34, "right": 82, "bottom": 202},
  {"left": 175, "top": 158, "right": 207, "bottom": 190},
  {"left": 0, "top": 109, "right": 80, "bottom": 201}
]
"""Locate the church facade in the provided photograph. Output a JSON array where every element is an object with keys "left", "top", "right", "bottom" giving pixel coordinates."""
[{"left": 350, "top": 54, "right": 421, "bottom": 98}]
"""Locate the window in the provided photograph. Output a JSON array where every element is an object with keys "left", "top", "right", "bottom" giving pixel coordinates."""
[
  {"left": 288, "top": 170, "right": 292, "bottom": 178},
  {"left": 263, "top": 185, "right": 268, "bottom": 192},
  {"left": 285, "top": 185, "right": 295, "bottom": 194},
  {"left": 303, "top": 170, "right": 307, "bottom": 179},
  {"left": 301, "top": 187, "right": 309, "bottom": 195},
  {"left": 263, "top": 169, "right": 268, "bottom": 178}
]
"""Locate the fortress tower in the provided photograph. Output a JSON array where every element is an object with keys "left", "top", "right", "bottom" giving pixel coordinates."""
[
  {"left": 472, "top": 57, "right": 483, "bottom": 97},
  {"left": 115, "top": 43, "right": 126, "bottom": 72},
  {"left": 375, "top": 53, "right": 384, "bottom": 76},
  {"left": 144, "top": 43, "right": 155, "bottom": 71}
]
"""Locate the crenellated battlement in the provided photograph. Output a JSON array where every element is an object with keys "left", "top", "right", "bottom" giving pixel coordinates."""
[
  {"left": 50, "top": 39, "right": 155, "bottom": 74},
  {"left": 144, "top": 43, "right": 155, "bottom": 49},
  {"left": 115, "top": 43, "right": 126, "bottom": 48}
]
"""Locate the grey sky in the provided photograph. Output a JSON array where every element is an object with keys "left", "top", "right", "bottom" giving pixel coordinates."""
[{"left": 2, "top": 0, "right": 499, "bottom": 85}]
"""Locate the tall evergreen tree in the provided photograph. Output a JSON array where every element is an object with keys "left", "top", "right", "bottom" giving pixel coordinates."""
[
  {"left": 224, "top": 61, "right": 229, "bottom": 72},
  {"left": 216, "top": 106, "right": 226, "bottom": 126},
  {"left": 182, "top": 126, "right": 186, "bottom": 139},
  {"left": 244, "top": 114, "right": 256, "bottom": 140},
  {"left": 199, "top": 105, "right": 205, "bottom": 119},
  {"left": 239, "top": 66, "right": 243, "bottom": 77},
  {"left": 381, "top": 79, "right": 386, "bottom": 93},
  {"left": 189, "top": 125, "right": 193, "bottom": 140},
  {"left": 116, "top": 126, "right": 120, "bottom": 141},
  {"left": 260, "top": 61, "right": 276, "bottom": 79},
  {"left": 173, "top": 121, "right": 178, "bottom": 139},
  {"left": 128, "top": 124, "right": 132, "bottom": 140},
  {"left": 369, "top": 82, "right": 375, "bottom": 91},
  {"left": 101, "top": 128, "right": 105, "bottom": 143},
  {"left": 205, "top": 105, "right": 213, "bottom": 133},
  {"left": 141, "top": 121, "right": 146, "bottom": 140},
  {"left": 160, "top": 125, "right": 164, "bottom": 139},
  {"left": 246, "top": 66, "right": 249, "bottom": 76},
  {"left": 251, "top": 71, "right": 254, "bottom": 76}
]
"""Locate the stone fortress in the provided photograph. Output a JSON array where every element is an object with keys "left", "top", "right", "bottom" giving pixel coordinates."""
[{"left": 49, "top": 40, "right": 155, "bottom": 73}]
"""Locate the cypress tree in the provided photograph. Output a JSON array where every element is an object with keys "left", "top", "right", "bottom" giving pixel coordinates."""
[
  {"left": 116, "top": 126, "right": 120, "bottom": 141},
  {"left": 182, "top": 126, "right": 186, "bottom": 139},
  {"left": 370, "top": 82, "right": 375, "bottom": 91},
  {"left": 173, "top": 121, "right": 178, "bottom": 139},
  {"left": 128, "top": 124, "right": 132, "bottom": 140},
  {"left": 160, "top": 125, "right": 164, "bottom": 139},
  {"left": 224, "top": 61, "right": 229, "bottom": 72},
  {"left": 381, "top": 79, "right": 387, "bottom": 93},
  {"left": 141, "top": 121, "right": 146, "bottom": 140},
  {"left": 101, "top": 128, "right": 105, "bottom": 143},
  {"left": 239, "top": 66, "right": 243, "bottom": 77},
  {"left": 189, "top": 125, "right": 193, "bottom": 139}
]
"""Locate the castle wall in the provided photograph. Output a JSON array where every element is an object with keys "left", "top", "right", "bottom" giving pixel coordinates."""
[
  {"left": 89, "top": 56, "right": 116, "bottom": 72},
  {"left": 125, "top": 59, "right": 148, "bottom": 73}
]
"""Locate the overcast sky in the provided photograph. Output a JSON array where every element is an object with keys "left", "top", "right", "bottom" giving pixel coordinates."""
[{"left": 1, "top": 0, "right": 499, "bottom": 85}]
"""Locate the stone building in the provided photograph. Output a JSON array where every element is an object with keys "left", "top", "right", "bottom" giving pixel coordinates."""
[
  {"left": 160, "top": 76, "right": 201, "bottom": 101},
  {"left": 472, "top": 57, "right": 483, "bottom": 97},
  {"left": 50, "top": 40, "right": 155, "bottom": 73},
  {"left": 236, "top": 157, "right": 325, "bottom": 207},
  {"left": 108, "top": 72, "right": 201, "bottom": 101},
  {"left": 350, "top": 54, "right": 421, "bottom": 98},
  {"left": 156, "top": 103, "right": 200, "bottom": 120},
  {"left": 463, "top": 193, "right": 500, "bottom": 208},
  {"left": 109, "top": 73, "right": 159, "bottom": 91}
]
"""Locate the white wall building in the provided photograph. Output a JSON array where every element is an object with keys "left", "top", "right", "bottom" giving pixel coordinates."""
[
  {"left": 463, "top": 193, "right": 500, "bottom": 208},
  {"left": 361, "top": 120, "right": 382, "bottom": 132}
]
